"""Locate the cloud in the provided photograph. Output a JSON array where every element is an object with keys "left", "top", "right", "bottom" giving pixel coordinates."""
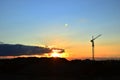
[
  {"left": 51, "top": 48, "right": 65, "bottom": 53},
  {"left": 0, "top": 44, "right": 52, "bottom": 56},
  {"left": 79, "top": 18, "right": 88, "bottom": 23}
]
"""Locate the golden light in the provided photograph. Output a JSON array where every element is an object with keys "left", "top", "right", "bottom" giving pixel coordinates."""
[
  {"left": 51, "top": 52, "right": 61, "bottom": 57},
  {"left": 50, "top": 49, "right": 69, "bottom": 58}
]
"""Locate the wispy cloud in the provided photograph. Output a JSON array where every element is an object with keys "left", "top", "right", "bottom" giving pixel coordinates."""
[{"left": 79, "top": 18, "right": 89, "bottom": 23}]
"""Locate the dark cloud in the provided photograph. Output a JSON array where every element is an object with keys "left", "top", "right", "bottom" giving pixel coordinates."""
[
  {"left": 0, "top": 44, "right": 52, "bottom": 56},
  {"left": 51, "top": 48, "right": 65, "bottom": 53}
]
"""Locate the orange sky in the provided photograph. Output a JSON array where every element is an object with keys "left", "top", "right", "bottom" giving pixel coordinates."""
[{"left": 0, "top": 0, "right": 120, "bottom": 60}]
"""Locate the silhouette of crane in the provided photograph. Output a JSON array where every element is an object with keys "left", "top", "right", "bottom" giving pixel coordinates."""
[{"left": 90, "top": 34, "right": 102, "bottom": 60}]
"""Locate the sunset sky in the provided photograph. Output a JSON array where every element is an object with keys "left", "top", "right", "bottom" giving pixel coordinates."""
[{"left": 0, "top": 0, "right": 120, "bottom": 59}]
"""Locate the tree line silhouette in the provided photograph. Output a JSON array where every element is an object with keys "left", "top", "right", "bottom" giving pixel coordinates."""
[{"left": 0, "top": 57, "right": 120, "bottom": 80}]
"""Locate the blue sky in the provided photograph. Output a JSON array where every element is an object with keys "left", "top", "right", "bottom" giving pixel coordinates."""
[{"left": 0, "top": 0, "right": 120, "bottom": 59}]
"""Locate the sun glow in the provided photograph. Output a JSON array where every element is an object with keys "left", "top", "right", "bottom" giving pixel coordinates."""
[
  {"left": 50, "top": 49, "right": 69, "bottom": 58},
  {"left": 51, "top": 52, "right": 61, "bottom": 57}
]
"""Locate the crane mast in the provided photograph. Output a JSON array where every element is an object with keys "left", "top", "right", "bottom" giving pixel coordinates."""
[{"left": 90, "top": 34, "right": 101, "bottom": 60}]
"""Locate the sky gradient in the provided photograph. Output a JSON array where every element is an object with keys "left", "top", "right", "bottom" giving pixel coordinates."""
[{"left": 0, "top": 0, "right": 120, "bottom": 59}]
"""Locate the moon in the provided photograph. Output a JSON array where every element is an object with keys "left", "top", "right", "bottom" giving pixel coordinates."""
[{"left": 64, "top": 24, "right": 68, "bottom": 27}]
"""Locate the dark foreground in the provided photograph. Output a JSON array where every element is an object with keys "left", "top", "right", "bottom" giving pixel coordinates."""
[{"left": 0, "top": 57, "right": 120, "bottom": 80}]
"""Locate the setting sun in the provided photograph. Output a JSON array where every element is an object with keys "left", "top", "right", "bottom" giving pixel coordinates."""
[
  {"left": 51, "top": 52, "right": 61, "bottom": 57},
  {"left": 50, "top": 49, "right": 69, "bottom": 58}
]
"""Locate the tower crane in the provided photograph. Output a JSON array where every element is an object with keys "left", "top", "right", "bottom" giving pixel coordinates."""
[{"left": 90, "top": 34, "right": 102, "bottom": 60}]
